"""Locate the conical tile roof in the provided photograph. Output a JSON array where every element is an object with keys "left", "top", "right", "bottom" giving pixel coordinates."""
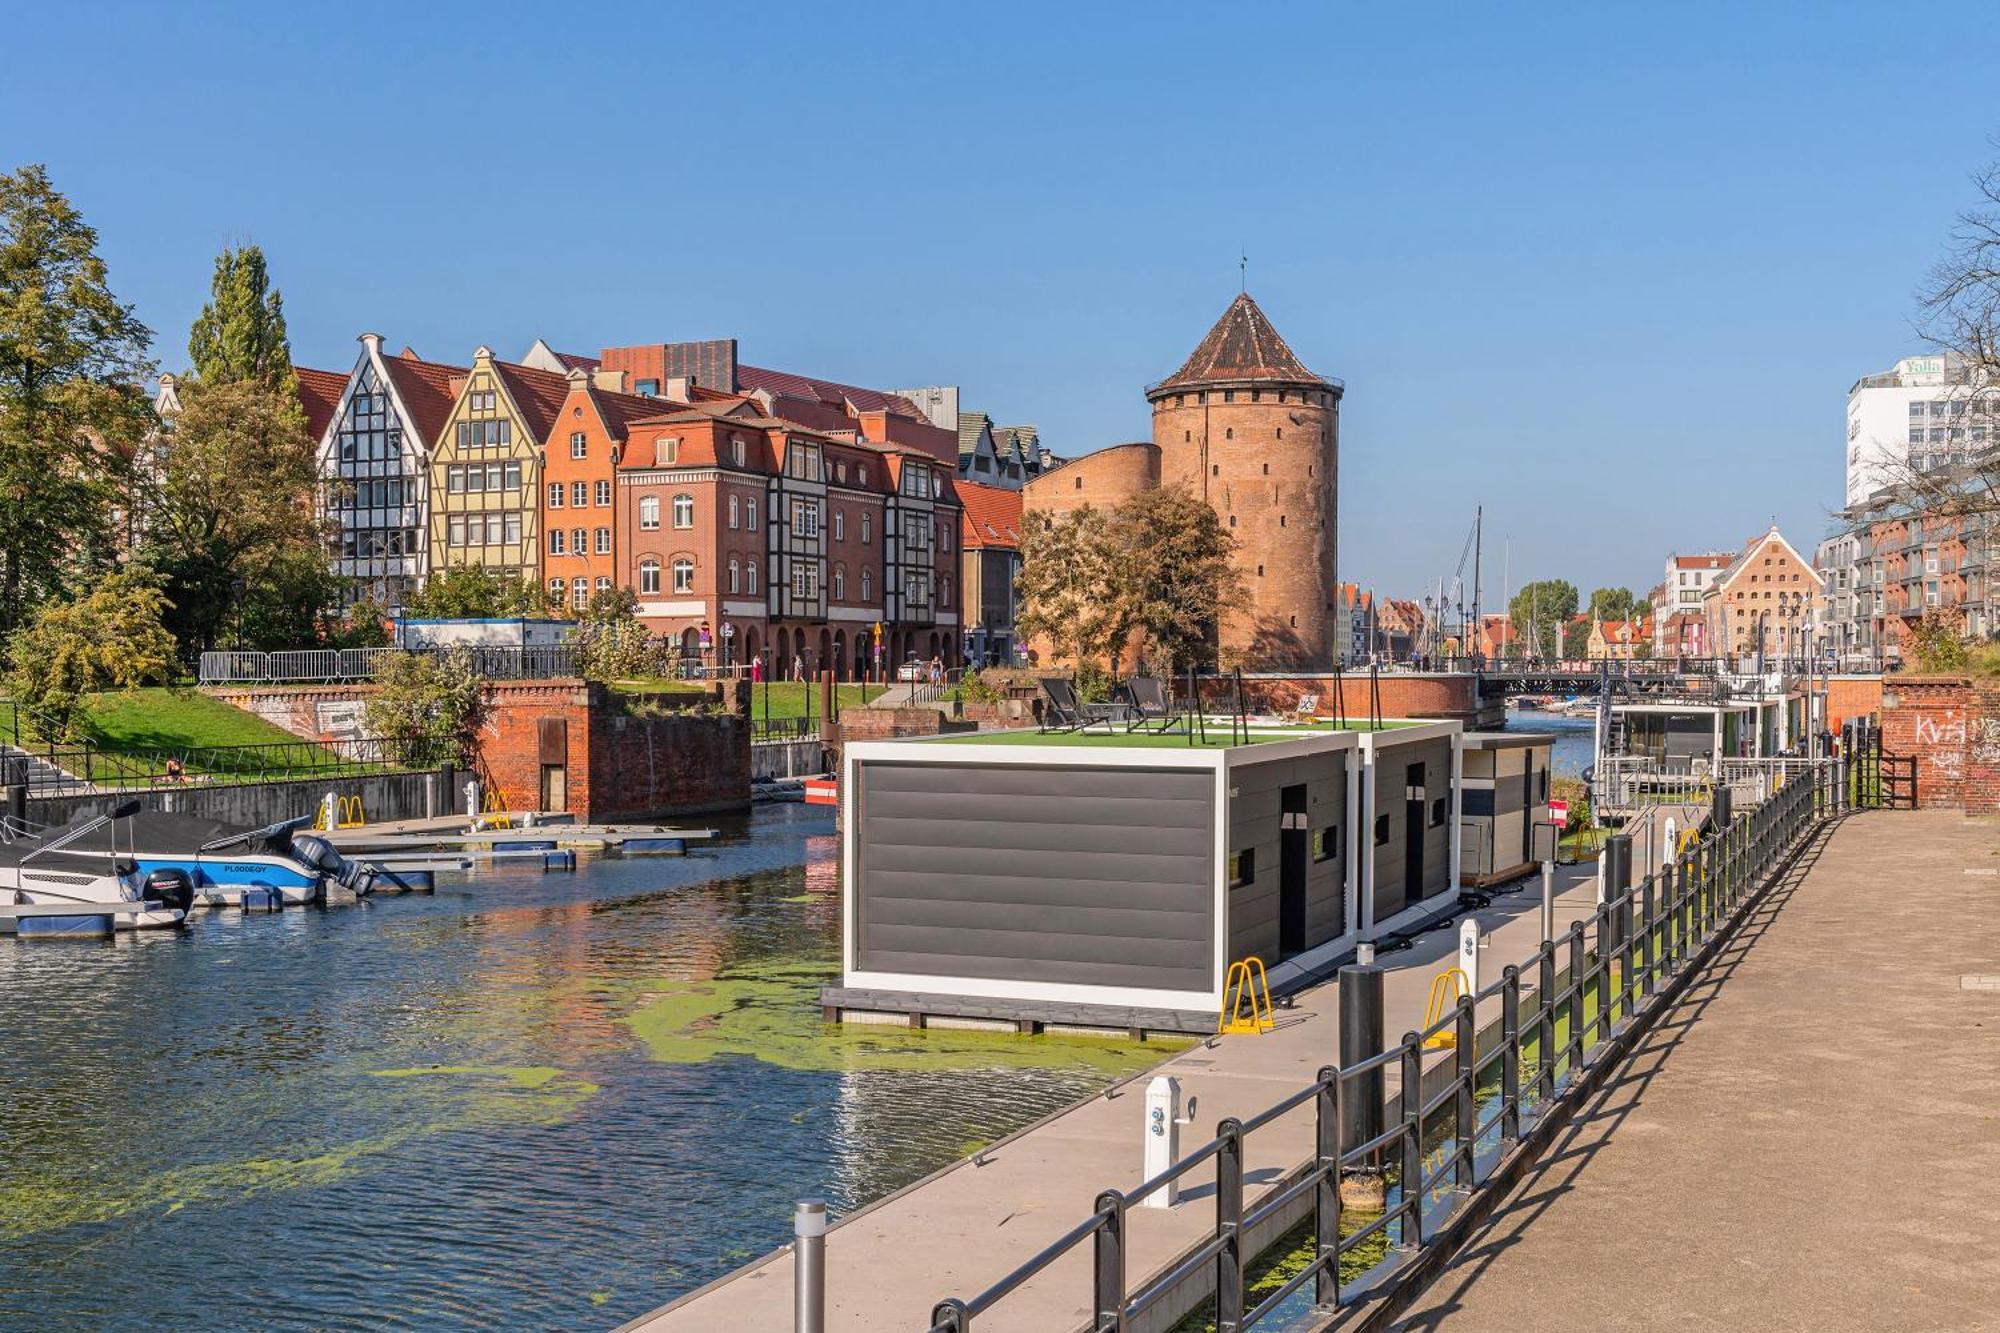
[{"left": 1153, "top": 293, "right": 1325, "bottom": 391}]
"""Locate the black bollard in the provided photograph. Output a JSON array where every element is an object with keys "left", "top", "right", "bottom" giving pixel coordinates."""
[
  {"left": 1338, "top": 964, "right": 1384, "bottom": 1157},
  {"left": 1602, "top": 832, "right": 1632, "bottom": 952}
]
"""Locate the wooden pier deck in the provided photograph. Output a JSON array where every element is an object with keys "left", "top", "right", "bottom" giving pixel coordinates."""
[{"left": 622, "top": 865, "right": 1616, "bottom": 1333}]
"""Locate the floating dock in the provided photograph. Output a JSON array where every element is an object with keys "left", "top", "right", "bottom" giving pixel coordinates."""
[{"left": 325, "top": 819, "right": 718, "bottom": 857}]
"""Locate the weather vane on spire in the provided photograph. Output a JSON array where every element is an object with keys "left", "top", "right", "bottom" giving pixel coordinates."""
[{"left": 1240, "top": 249, "right": 1247, "bottom": 293}]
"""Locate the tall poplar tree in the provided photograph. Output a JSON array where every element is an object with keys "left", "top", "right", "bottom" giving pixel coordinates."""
[{"left": 187, "top": 244, "right": 293, "bottom": 386}]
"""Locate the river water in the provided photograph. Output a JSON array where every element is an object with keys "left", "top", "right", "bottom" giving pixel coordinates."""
[
  {"left": 1505, "top": 705, "right": 1596, "bottom": 777},
  {"left": 0, "top": 805, "right": 1169, "bottom": 1331}
]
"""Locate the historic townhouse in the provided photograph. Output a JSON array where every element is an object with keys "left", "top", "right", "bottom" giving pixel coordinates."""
[
  {"left": 539, "top": 367, "right": 686, "bottom": 613},
  {"left": 315, "top": 335, "right": 464, "bottom": 610},
  {"left": 1701, "top": 525, "right": 1825, "bottom": 662},
  {"left": 958, "top": 480, "right": 1022, "bottom": 666},
  {"left": 428, "top": 348, "right": 569, "bottom": 585},
  {"left": 608, "top": 397, "right": 963, "bottom": 677}
]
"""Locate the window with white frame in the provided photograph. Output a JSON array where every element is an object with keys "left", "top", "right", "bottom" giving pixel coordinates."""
[
  {"left": 656, "top": 436, "right": 679, "bottom": 465},
  {"left": 832, "top": 567, "right": 845, "bottom": 599},
  {"left": 793, "top": 499, "right": 820, "bottom": 538},
  {"left": 747, "top": 499, "right": 758, "bottom": 532},
  {"left": 728, "top": 558, "right": 740, "bottom": 594},
  {"left": 860, "top": 514, "right": 871, "bottom": 544},
  {"left": 571, "top": 481, "right": 587, "bottom": 507},
  {"left": 595, "top": 527, "right": 611, "bottom": 555},
  {"left": 594, "top": 479, "right": 611, "bottom": 506},
  {"left": 728, "top": 495, "right": 740, "bottom": 529},
  {"left": 731, "top": 439, "right": 746, "bottom": 467},
  {"left": 549, "top": 529, "right": 567, "bottom": 555},
  {"left": 548, "top": 577, "right": 565, "bottom": 601},
  {"left": 571, "top": 527, "right": 586, "bottom": 555},
  {"left": 640, "top": 496, "right": 659, "bottom": 529},
  {"left": 833, "top": 510, "right": 844, "bottom": 541},
  {"left": 860, "top": 568, "right": 871, "bottom": 600},
  {"left": 595, "top": 576, "right": 611, "bottom": 595},
  {"left": 547, "top": 482, "right": 564, "bottom": 508},
  {"left": 672, "top": 557, "right": 695, "bottom": 594},
  {"left": 571, "top": 577, "right": 589, "bottom": 609},
  {"left": 747, "top": 559, "right": 759, "bottom": 592},
  {"left": 672, "top": 494, "right": 694, "bottom": 529},
  {"left": 792, "top": 563, "right": 818, "bottom": 599},
  {"left": 638, "top": 558, "right": 660, "bottom": 594},
  {"left": 570, "top": 431, "right": 587, "bottom": 459}
]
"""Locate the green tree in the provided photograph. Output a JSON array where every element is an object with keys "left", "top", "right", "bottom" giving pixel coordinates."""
[
  {"left": 188, "top": 245, "right": 293, "bottom": 387},
  {"left": 329, "top": 596, "right": 393, "bottom": 649},
  {"left": 5, "top": 567, "right": 177, "bottom": 739},
  {"left": 1562, "top": 617, "right": 1593, "bottom": 659},
  {"left": 1905, "top": 608, "right": 1971, "bottom": 675},
  {"left": 1112, "top": 484, "right": 1240, "bottom": 674},
  {"left": 1014, "top": 505, "right": 1129, "bottom": 669},
  {"left": 1587, "top": 586, "right": 1640, "bottom": 621},
  {"left": 364, "top": 644, "right": 485, "bottom": 766},
  {"left": 573, "top": 585, "right": 658, "bottom": 681},
  {"left": 0, "top": 165, "right": 154, "bottom": 637},
  {"left": 141, "top": 376, "right": 330, "bottom": 657},
  {"left": 404, "top": 565, "right": 552, "bottom": 619},
  {"left": 1507, "top": 578, "right": 1577, "bottom": 660}
]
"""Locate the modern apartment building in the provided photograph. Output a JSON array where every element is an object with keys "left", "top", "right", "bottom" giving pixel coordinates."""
[{"left": 1845, "top": 352, "right": 1997, "bottom": 507}]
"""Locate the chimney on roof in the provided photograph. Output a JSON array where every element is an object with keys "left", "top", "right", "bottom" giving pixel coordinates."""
[
  {"left": 566, "top": 367, "right": 589, "bottom": 388},
  {"left": 473, "top": 345, "right": 494, "bottom": 364},
  {"left": 358, "top": 332, "right": 384, "bottom": 356},
  {"left": 592, "top": 368, "right": 628, "bottom": 393},
  {"left": 666, "top": 375, "right": 695, "bottom": 402}
]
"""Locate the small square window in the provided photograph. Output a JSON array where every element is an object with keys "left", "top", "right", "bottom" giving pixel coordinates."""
[
  {"left": 1228, "top": 849, "right": 1255, "bottom": 888},
  {"left": 1430, "top": 796, "right": 1447, "bottom": 827},
  {"left": 1314, "top": 826, "right": 1341, "bottom": 863},
  {"left": 1374, "top": 814, "right": 1389, "bottom": 846}
]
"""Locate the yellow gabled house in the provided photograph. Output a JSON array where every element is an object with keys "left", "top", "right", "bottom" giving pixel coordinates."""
[{"left": 426, "top": 346, "right": 570, "bottom": 585}]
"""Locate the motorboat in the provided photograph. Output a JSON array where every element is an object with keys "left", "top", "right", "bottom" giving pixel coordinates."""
[
  {"left": 0, "top": 801, "right": 190, "bottom": 931},
  {"left": 15, "top": 809, "right": 380, "bottom": 906}
]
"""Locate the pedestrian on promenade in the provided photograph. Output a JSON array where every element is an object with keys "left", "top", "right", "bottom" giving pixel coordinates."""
[
  {"left": 750, "top": 654, "right": 764, "bottom": 683},
  {"left": 793, "top": 653, "right": 805, "bottom": 682}
]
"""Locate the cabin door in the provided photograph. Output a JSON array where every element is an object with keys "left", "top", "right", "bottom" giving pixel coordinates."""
[
  {"left": 1279, "top": 784, "right": 1309, "bottom": 957},
  {"left": 538, "top": 717, "right": 569, "bottom": 815},
  {"left": 1404, "top": 763, "right": 1427, "bottom": 905}
]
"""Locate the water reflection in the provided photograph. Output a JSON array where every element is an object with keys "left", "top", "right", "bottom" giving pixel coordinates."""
[{"left": 0, "top": 805, "right": 1167, "bottom": 1330}]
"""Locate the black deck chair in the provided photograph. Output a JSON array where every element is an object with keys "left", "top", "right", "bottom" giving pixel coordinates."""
[
  {"left": 1122, "top": 675, "right": 1179, "bottom": 732},
  {"left": 1039, "top": 677, "right": 1120, "bottom": 732}
]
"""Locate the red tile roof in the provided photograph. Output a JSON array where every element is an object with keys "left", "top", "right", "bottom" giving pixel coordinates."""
[
  {"left": 1154, "top": 292, "right": 1325, "bottom": 391},
  {"left": 736, "top": 363, "right": 924, "bottom": 419},
  {"left": 958, "top": 481, "right": 1022, "bottom": 548},
  {"left": 1671, "top": 553, "right": 1734, "bottom": 570},
  {"left": 491, "top": 359, "right": 572, "bottom": 445},
  {"left": 295, "top": 366, "right": 347, "bottom": 442},
  {"left": 380, "top": 353, "right": 467, "bottom": 450},
  {"left": 555, "top": 350, "right": 601, "bottom": 371}
]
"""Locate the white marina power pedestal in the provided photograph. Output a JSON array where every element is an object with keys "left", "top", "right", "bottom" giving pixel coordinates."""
[
  {"left": 1459, "top": 918, "right": 1483, "bottom": 996},
  {"left": 1140, "top": 1075, "right": 1198, "bottom": 1209},
  {"left": 463, "top": 777, "right": 481, "bottom": 823},
  {"left": 320, "top": 791, "right": 339, "bottom": 833}
]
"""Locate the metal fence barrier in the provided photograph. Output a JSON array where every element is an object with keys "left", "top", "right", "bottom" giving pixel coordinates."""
[{"left": 924, "top": 759, "right": 1843, "bottom": 1333}]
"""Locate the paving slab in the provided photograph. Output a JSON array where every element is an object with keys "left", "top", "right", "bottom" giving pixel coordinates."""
[
  {"left": 1393, "top": 810, "right": 2000, "bottom": 1332},
  {"left": 625, "top": 864, "right": 1614, "bottom": 1333}
]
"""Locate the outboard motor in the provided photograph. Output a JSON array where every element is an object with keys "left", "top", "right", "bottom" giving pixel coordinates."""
[
  {"left": 338, "top": 859, "right": 379, "bottom": 897},
  {"left": 141, "top": 868, "right": 196, "bottom": 915},
  {"left": 288, "top": 832, "right": 346, "bottom": 876}
]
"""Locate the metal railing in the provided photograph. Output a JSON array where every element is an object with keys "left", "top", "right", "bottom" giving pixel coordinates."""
[
  {"left": 925, "top": 761, "right": 1842, "bottom": 1333},
  {"left": 200, "top": 645, "right": 587, "bottom": 684},
  {"left": 1, "top": 733, "right": 452, "bottom": 797}
]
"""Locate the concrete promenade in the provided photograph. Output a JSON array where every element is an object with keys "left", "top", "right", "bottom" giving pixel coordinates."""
[
  {"left": 1395, "top": 810, "right": 2000, "bottom": 1331},
  {"left": 625, "top": 863, "right": 1616, "bottom": 1333}
]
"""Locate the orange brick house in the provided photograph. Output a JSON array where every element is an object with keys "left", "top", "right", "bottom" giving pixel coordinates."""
[{"left": 1702, "top": 525, "right": 1825, "bottom": 663}]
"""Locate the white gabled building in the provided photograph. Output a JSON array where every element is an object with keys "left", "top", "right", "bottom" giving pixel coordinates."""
[{"left": 314, "top": 334, "right": 466, "bottom": 612}]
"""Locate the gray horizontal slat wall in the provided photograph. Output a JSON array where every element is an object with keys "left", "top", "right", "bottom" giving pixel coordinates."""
[
  {"left": 1224, "top": 751, "right": 1347, "bottom": 966},
  {"left": 855, "top": 761, "right": 1217, "bottom": 992},
  {"left": 1370, "top": 736, "right": 1455, "bottom": 924}
]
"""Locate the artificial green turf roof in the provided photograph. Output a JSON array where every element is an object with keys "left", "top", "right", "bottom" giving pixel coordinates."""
[{"left": 942, "top": 719, "right": 1423, "bottom": 748}]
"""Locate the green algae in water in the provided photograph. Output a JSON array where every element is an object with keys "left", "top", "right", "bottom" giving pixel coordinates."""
[
  {"left": 0, "top": 1065, "right": 599, "bottom": 1240},
  {"left": 617, "top": 959, "right": 1185, "bottom": 1075}
]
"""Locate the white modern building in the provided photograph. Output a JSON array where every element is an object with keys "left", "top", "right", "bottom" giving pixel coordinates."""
[
  {"left": 1845, "top": 353, "right": 1995, "bottom": 507},
  {"left": 1655, "top": 551, "right": 1734, "bottom": 643}
]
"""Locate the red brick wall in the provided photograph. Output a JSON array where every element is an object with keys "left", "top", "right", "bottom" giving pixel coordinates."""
[
  {"left": 1825, "top": 675, "right": 1883, "bottom": 732},
  {"left": 474, "top": 681, "right": 593, "bottom": 815},
  {"left": 587, "top": 707, "right": 750, "bottom": 819},
  {"left": 1880, "top": 676, "right": 1971, "bottom": 809},
  {"left": 1967, "top": 680, "right": 2000, "bottom": 817},
  {"left": 1198, "top": 673, "right": 1480, "bottom": 721}
]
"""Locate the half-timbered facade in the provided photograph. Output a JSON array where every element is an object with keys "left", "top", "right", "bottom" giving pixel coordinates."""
[
  {"left": 316, "top": 335, "right": 463, "bottom": 610},
  {"left": 427, "top": 348, "right": 566, "bottom": 585}
]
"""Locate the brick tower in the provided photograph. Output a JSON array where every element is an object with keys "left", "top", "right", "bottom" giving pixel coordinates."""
[{"left": 1148, "top": 293, "right": 1341, "bottom": 667}]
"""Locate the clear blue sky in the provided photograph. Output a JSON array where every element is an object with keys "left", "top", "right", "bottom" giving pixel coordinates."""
[{"left": 8, "top": 1, "right": 1999, "bottom": 603}]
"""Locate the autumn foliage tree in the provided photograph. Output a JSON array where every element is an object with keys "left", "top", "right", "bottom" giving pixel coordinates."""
[{"left": 4, "top": 567, "right": 178, "bottom": 738}]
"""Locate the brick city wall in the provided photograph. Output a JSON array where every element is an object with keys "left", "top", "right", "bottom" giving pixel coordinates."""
[
  {"left": 474, "top": 681, "right": 594, "bottom": 815},
  {"left": 211, "top": 685, "right": 373, "bottom": 742},
  {"left": 1825, "top": 675, "right": 1883, "bottom": 732},
  {"left": 588, "top": 707, "right": 750, "bottom": 819},
  {"left": 1880, "top": 676, "right": 1979, "bottom": 811}
]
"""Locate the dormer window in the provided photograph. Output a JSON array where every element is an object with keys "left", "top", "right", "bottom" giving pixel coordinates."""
[{"left": 657, "top": 436, "right": 679, "bottom": 466}]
